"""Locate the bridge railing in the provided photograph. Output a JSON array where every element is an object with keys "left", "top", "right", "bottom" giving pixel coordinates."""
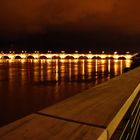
[{"left": 0, "top": 67, "right": 140, "bottom": 140}]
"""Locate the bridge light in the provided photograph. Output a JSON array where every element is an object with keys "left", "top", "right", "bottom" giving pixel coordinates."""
[
  {"left": 89, "top": 51, "right": 92, "bottom": 54},
  {"left": 9, "top": 51, "right": 11, "bottom": 53},
  {"left": 22, "top": 51, "right": 24, "bottom": 53},
  {"left": 102, "top": 51, "right": 104, "bottom": 54},
  {"left": 1, "top": 51, "right": 3, "bottom": 54},
  {"left": 48, "top": 51, "right": 52, "bottom": 53},
  {"left": 25, "top": 51, "right": 27, "bottom": 53},
  {"left": 126, "top": 51, "right": 130, "bottom": 54},
  {"left": 13, "top": 51, "right": 15, "bottom": 54},
  {"left": 75, "top": 50, "right": 78, "bottom": 53},
  {"left": 37, "top": 51, "right": 39, "bottom": 53},
  {"left": 114, "top": 51, "right": 117, "bottom": 54},
  {"left": 61, "top": 51, "right": 65, "bottom": 54}
]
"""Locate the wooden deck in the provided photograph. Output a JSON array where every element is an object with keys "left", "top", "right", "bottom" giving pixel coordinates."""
[
  {"left": 0, "top": 114, "right": 107, "bottom": 140},
  {"left": 0, "top": 67, "right": 140, "bottom": 140}
]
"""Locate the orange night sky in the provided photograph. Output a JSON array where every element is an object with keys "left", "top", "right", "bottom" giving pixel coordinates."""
[{"left": 0, "top": 0, "right": 140, "bottom": 52}]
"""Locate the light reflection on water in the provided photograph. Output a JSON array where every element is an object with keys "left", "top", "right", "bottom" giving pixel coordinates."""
[{"left": 0, "top": 59, "right": 132, "bottom": 126}]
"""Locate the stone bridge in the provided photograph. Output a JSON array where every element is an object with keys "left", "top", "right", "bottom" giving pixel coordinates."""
[{"left": 0, "top": 52, "right": 137, "bottom": 59}]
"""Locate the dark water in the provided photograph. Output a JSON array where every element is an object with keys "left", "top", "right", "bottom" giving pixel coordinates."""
[{"left": 0, "top": 59, "right": 132, "bottom": 126}]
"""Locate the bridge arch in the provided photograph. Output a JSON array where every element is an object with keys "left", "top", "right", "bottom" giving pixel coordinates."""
[
  {"left": 105, "top": 57, "right": 114, "bottom": 59},
  {"left": 2, "top": 56, "right": 10, "bottom": 59},
  {"left": 78, "top": 56, "right": 88, "bottom": 59},
  {"left": 27, "top": 56, "right": 34, "bottom": 59},
  {"left": 92, "top": 56, "right": 101, "bottom": 59},
  {"left": 15, "top": 56, "right": 22, "bottom": 59},
  {"left": 52, "top": 55, "right": 61, "bottom": 59},
  {"left": 65, "top": 55, "right": 74, "bottom": 59},
  {"left": 118, "top": 56, "right": 126, "bottom": 60},
  {"left": 39, "top": 56, "right": 47, "bottom": 59}
]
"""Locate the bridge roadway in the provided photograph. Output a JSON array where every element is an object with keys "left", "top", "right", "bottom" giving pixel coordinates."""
[
  {"left": 0, "top": 67, "right": 140, "bottom": 140},
  {"left": 0, "top": 53, "right": 137, "bottom": 59}
]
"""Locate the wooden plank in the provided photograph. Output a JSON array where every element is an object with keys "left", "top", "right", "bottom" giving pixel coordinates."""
[
  {"left": 39, "top": 67, "right": 140, "bottom": 128},
  {"left": 0, "top": 114, "right": 107, "bottom": 140}
]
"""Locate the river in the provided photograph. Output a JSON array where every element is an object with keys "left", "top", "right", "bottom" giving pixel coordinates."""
[{"left": 0, "top": 59, "right": 132, "bottom": 126}]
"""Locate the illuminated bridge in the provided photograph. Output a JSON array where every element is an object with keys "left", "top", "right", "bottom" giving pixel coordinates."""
[{"left": 0, "top": 52, "right": 137, "bottom": 59}]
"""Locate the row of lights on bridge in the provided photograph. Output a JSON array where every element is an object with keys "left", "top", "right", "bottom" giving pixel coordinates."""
[{"left": 0, "top": 51, "right": 130, "bottom": 54}]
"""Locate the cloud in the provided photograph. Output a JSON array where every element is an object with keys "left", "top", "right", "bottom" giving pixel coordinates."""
[{"left": 0, "top": 0, "right": 140, "bottom": 36}]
